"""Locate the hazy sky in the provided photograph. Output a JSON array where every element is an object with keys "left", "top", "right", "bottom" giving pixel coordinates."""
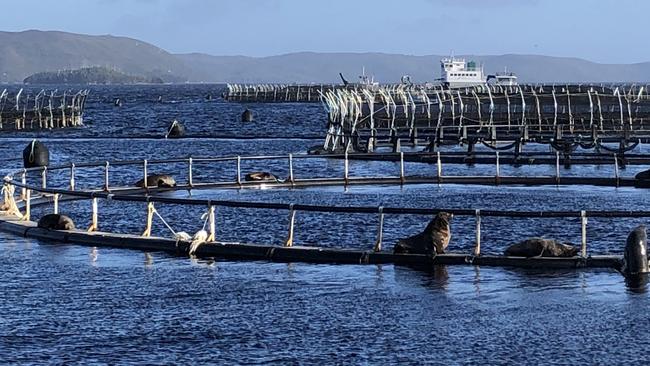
[{"left": 3, "top": 0, "right": 649, "bottom": 63}]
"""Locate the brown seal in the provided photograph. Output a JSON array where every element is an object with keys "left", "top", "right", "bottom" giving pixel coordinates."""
[
  {"left": 135, "top": 174, "right": 176, "bottom": 188},
  {"left": 37, "top": 214, "right": 75, "bottom": 230},
  {"left": 504, "top": 238, "right": 578, "bottom": 257},
  {"left": 244, "top": 172, "right": 279, "bottom": 182},
  {"left": 393, "top": 212, "right": 453, "bottom": 255}
]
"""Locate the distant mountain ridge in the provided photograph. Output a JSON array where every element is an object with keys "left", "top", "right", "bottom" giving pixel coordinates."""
[
  {"left": 0, "top": 30, "right": 189, "bottom": 83},
  {"left": 2, "top": 30, "right": 650, "bottom": 83}
]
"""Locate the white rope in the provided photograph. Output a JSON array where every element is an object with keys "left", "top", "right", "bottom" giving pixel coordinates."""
[
  {"left": 151, "top": 207, "right": 177, "bottom": 236},
  {"left": 1, "top": 182, "right": 23, "bottom": 218}
]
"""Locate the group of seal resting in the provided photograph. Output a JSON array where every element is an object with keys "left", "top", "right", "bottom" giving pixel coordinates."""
[
  {"left": 37, "top": 214, "right": 75, "bottom": 231},
  {"left": 393, "top": 212, "right": 453, "bottom": 256},
  {"left": 391, "top": 212, "right": 581, "bottom": 258},
  {"left": 135, "top": 174, "right": 177, "bottom": 188}
]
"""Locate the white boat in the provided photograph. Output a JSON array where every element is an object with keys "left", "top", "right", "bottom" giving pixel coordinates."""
[
  {"left": 439, "top": 57, "right": 518, "bottom": 88},
  {"left": 489, "top": 72, "right": 518, "bottom": 86}
]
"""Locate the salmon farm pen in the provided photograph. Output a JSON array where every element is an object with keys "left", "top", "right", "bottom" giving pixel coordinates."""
[
  {"left": 0, "top": 88, "right": 89, "bottom": 130},
  {"left": 318, "top": 84, "right": 650, "bottom": 153},
  {"left": 6, "top": 152, "right": 650, "bottom": 271}
]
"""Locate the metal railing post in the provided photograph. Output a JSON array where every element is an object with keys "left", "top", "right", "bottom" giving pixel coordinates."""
[
  {"left": 142, "top": 201, "right": 154, "bottom": 237},
  {"left": 69, "top": 164, "right": 75, "bottom": 191},
  {"left": 581, "top": 210, "right": 588, "bottom": 258},
  {"left": 41, "top": 166, "right": 47, "bottom": 189},
  {"left": 20, "top": 169, "right": 26, "bottom": 200},
  {"left": 207, "top": 205, "right": 215, "bottom": 242},
  {"left": 188, "top": 157, "right": 193, "bottom": 187},
  {"left": 555, "top": 152, "right": 560, "bottom": 185},
  {"left": 284, "top": 204, "right": 296, "bottom": 247},
  {"left": 236, "top": 156, "right": 241, "bottom": 186},
  {"left": 88, "top": 197, "right": 98, "bottom": 232},
  {"left": 373, "top": 206, "right": 384, "bottom": 252},
  {"left": 53, "top": 193, "right": 59, "bottom": 214},
  {"left": 495, "top": 152, "right": 500, "bottom": 184},
  {"left": 288, "top": 154, "right": 294, "bottom": 184},
  {"left": 344, "top": 151, "right": 349, "bottom": 186},
  {"left": 399, "top": 152, "right": 405, "bottom": 185},
  {"left": 103, "top": 161, "right": 110, "bottom": 191},
  {"left": 143, "top": 159, "right": 148, "bottom": 189},
  {"left": 474, "top": 209, "right": 481, "bottom": 256},
  {"left": 614, "top": 153, "right": 620, "bottom": 187},
  {"left": 436, "top": 151, "right": 442, "bottom": 183},
  {"left": 22, "top": 189, "right": 30, "bottom": 221}
]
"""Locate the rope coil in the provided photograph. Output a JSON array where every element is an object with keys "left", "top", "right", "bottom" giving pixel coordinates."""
[{"left": 1, "top": 181, "right": 23, "bottom": 218}]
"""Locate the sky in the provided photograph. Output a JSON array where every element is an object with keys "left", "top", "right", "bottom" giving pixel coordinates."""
[{"left": 2, "top": 0, "right": 650, "bottom": 64}]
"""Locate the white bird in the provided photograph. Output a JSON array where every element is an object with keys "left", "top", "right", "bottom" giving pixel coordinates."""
[{"left": 188, "top": 229, "right": 208, "bottom": 256}]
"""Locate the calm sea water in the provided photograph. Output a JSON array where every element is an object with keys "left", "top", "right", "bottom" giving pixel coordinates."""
[{"left": 1, "top": 84, "right": 649, "bottom": 364}]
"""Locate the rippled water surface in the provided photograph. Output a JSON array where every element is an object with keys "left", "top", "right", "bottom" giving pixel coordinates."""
[{"left": 1, "top": 85, "right": 650, "bottom": 364}]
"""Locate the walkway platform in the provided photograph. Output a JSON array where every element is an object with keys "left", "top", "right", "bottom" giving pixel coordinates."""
[{"left": 0, "top": 212, "right": 622, "bottom": 270}]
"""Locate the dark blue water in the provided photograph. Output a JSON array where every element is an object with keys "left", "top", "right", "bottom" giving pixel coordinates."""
[{"left": 1, "top": 85, "right": 649, "bottom": 364}]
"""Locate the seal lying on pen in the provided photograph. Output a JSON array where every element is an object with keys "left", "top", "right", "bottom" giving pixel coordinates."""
[
  {"left": 504, "top": 238, "right": 578, "bottom": 257},
  {"left": 244, "top": 172, "right": 280, "bottom": 182},
  {"left": 135, "top": 174, "right": 176, "bottom": 188},
  {"left": 37, "top": 214, "right": 75, "bottom": 230}
]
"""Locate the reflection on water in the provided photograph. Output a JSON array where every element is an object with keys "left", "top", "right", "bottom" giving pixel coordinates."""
[
  {"left": 0, "top": 232, "right": 647, "bottom": 364},
  {"left": 625, "top": 273, "right": 650, "bottom": 294}
]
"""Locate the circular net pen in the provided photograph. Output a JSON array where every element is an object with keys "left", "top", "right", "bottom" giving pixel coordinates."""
[{"left": 2, "top": 152, "right": 650, "bottom": 270}]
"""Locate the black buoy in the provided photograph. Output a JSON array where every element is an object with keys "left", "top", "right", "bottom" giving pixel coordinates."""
[
  {"left": 114, "top": 98, "right": 122, "bottom": 107},
  {"left": 165, "top": 120, "right": 185, "bottom": 138},
  {"left": 23, "top": 140, "right": 49, "bottom": 168},
  {"left": 241, "top": 108, "right": 254, "bottom": 122},
  {"left": 623, "top": 225, "right": 650, "bottom": 275}
]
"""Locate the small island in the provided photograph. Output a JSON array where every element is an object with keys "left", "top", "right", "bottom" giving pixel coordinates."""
[{"left": 23, "top": 66, "right": 165, "bottom": 85}]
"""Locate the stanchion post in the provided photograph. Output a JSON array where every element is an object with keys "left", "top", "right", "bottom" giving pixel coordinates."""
[
  {"left": 474, "top": 209, "right": 481, "bottom": 256},
  {"left": 614, "top": 153, "right": 620, "bottom": 187},
  {"left": 69, "top": 164, "right": 75, "bottom": 191},
  {"left": 437, "top": 151, "right": 442, "bottom": 182},
  {"left": 344, "top": 151, "right": 349, "bottom": 186},
  {"left": 20, "top": 169, "right": 26, "bottom": 200},
  {"left": 236, "top": 156, "right": 241, "bottom": 186},
  {"left": 399, "top": 152, "right": 405, "bottom": 185},
  {"left": 581, "top": 210, "right": 588, "bottom": 258},
  {"left": 207, "top": 205, "right": 215, "bottom": 242},
  {"left": 288, "top": 154, "right": 294, "bottom": 185},
  {"left": 103, "top": 161, "right": 110, "bottom": 191},
  {"left": 143, "top": 159, "right": 148, "bottom": 189},
  {"left": 22, "top": 189, "right": 31, "bottom": 221},
  {"left": 373, "top": 207, "right": 384, "bottom": 252},
  {"left": 188, "top": 157, "right": 193, "bottom": 187},
  {"left": 284, "top": 204, "right": 296, "bottom": 247},
  {"left": 142, "top": 201, "right": 154, "bottom": 237},
  {"left": 53, "top": 193, "right": 59, "bottom": 214},
  {"left": 555, "top": 152, "right": 560, "bottom": 185},
  {"left": 41, "top": 166, "right": 47, "bottom": 189},
  {"left": 88, "top": 197, "right": 98, "bottom": 232},
  {"left": 495, "top": 152, "right": 500, "bottom": 184}
]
